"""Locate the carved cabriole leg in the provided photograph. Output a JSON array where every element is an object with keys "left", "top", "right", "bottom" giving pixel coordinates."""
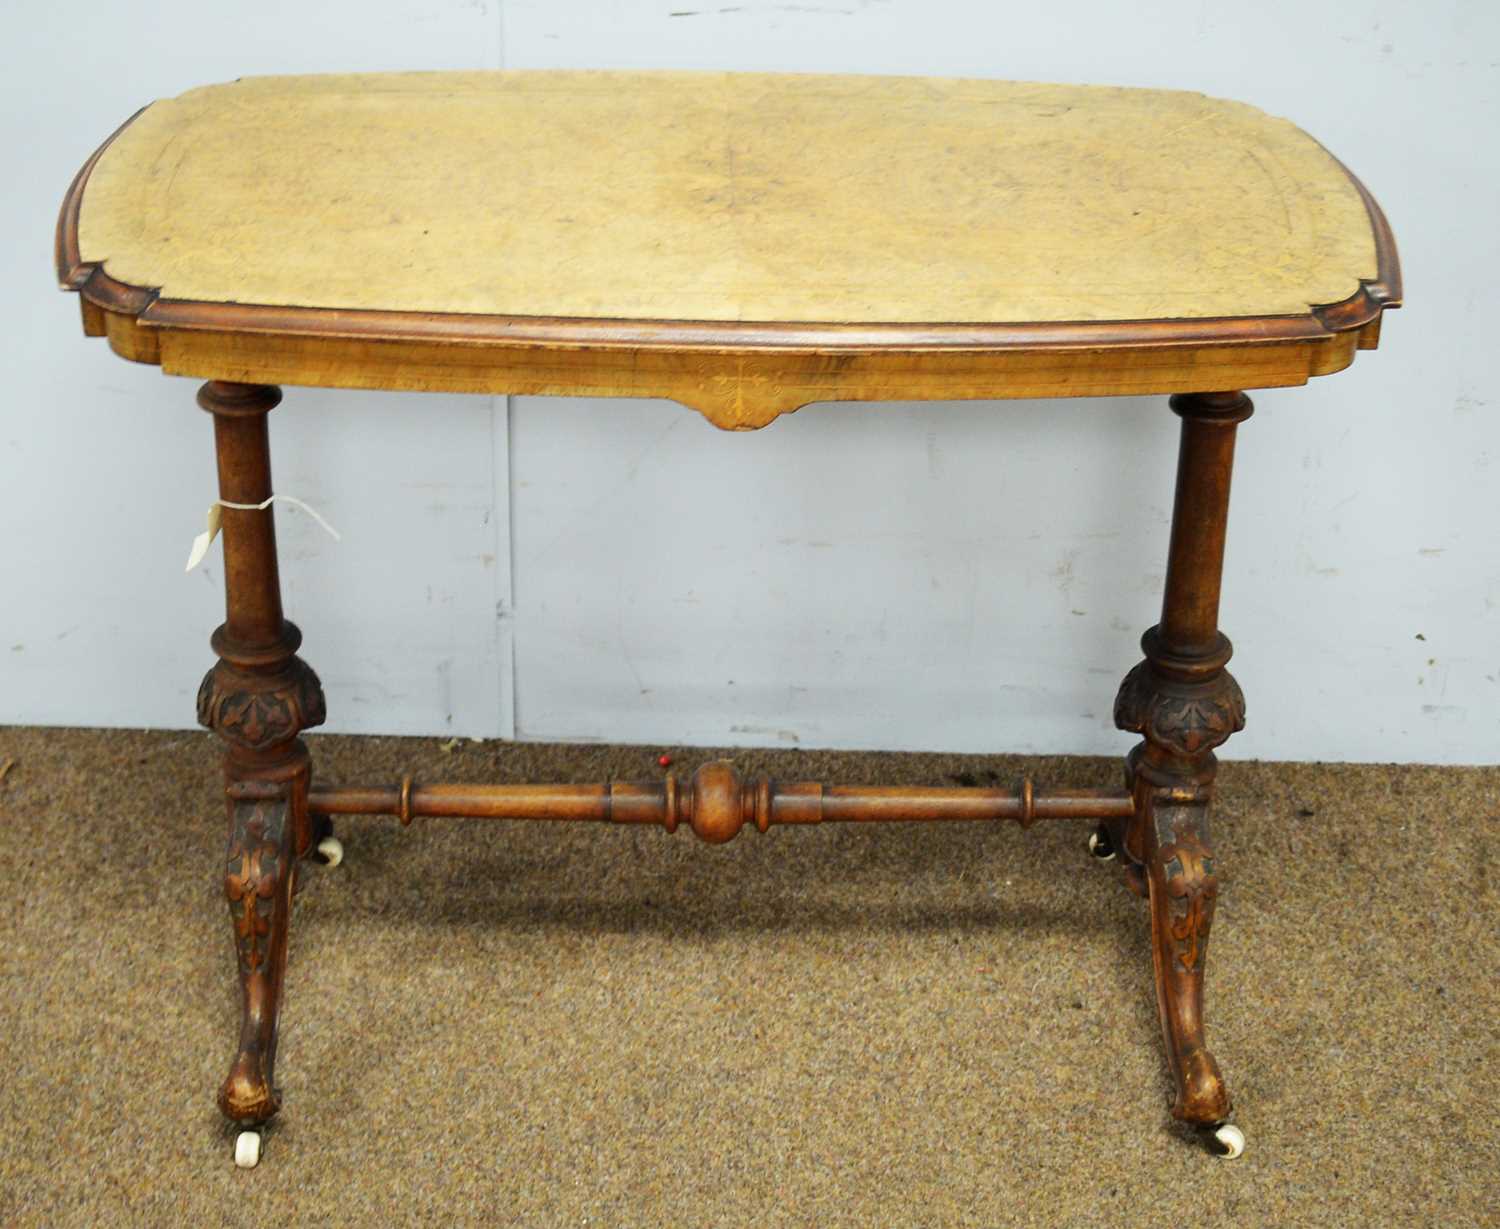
[
  {"left": 1114, "top": 390, "right": 1250, "bottom": 1137},
  {"left": 1141, "top": 797, "right": 1227, "bottom": 1122},
  {"left": 221, "top": 795, "right": 296, "bottom": 1123},
  {"left": 194, "top": 381, "right": 326, "bottom": 1131}
]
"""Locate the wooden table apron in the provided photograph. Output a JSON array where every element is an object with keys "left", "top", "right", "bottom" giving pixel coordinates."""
[{"left": 54, "top": 71, "right": 1401, "bottom": 1158}]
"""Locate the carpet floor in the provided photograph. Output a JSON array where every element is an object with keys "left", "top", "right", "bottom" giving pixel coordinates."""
[{"left": 0, "top": 727, "right": 1495, "bottom": 1227}]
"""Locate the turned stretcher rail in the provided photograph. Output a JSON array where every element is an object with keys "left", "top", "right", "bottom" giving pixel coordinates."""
[{"left": 304, "top": 761, "right": 1135, "bottom": 844}]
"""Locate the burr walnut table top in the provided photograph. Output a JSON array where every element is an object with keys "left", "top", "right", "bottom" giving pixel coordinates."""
[{"left": 57, "top": 71, "right": 1399, "bottom": 428}]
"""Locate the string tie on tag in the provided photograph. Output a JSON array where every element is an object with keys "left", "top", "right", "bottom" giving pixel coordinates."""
[{"left": 185, "top": 495, "right": 341, "bottom": 572}]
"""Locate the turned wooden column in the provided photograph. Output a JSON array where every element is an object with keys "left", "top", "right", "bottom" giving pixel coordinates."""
[
  {"left": 1113, "top": 390, "right": 1251, "bottom": 1130},
  {"left": 195, "top": 380, "right": 326, "bottom": 1127}
]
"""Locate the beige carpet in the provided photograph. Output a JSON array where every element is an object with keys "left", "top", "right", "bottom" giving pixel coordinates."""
[{"left": 0, "top": 726, "right": 1495, "bottom": 1227}]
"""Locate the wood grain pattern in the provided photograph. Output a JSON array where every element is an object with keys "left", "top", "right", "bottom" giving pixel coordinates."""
[
  {"left": 56, "top": 71, "right": 1401, "bottom": 429},
  {"left": 77, "top": 73, "right": 1384, "bottom": 323}
]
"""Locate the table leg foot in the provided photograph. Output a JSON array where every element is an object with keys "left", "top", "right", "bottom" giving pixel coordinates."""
[
  {"left": 234, "top": 1128, "right": 264, "bottom": 1169},
  {"left": 1144, "top": 797, "right": 1232, "bottom": 1126},
  {"left": 219, "top": 794, "right": 297, "bottom": 1131},
  {"left": 1207, "top": 1121, "right": 1246, "bottom": 1159},
  {"left": 1092, "top": 813, "right": 1149, "bottom": 897}
]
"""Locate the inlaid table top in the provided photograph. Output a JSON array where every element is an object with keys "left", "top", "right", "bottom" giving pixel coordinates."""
[{"left": 58, "top": 70, "right": 1400, "bottom": 428}]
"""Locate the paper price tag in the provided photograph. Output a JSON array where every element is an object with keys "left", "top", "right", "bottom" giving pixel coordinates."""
[{"left": 184, "top": 503, "right": 224, "bottom": 572}]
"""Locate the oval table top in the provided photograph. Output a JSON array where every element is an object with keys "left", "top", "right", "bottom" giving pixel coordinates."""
[{"left": 58, "top": 71, "right": 1400, "bottom": 429}]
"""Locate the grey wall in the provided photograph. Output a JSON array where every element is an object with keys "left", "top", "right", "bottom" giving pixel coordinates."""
[{"left": 4, "top": 1, "right": 1496, "bottom": 763}]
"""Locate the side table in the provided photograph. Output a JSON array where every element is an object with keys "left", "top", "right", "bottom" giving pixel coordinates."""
[{"left": 56, "top": 70, "right": 1401, "bottom": 1168}]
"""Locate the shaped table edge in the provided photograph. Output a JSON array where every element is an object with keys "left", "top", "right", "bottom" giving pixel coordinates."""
[{"left": 56, "top": 104, "right": 1403, "bottom": 431}]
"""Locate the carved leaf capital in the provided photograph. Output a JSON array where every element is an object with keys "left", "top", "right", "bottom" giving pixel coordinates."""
[
  {"left": 198, "top": 656, "right": 326, "bottom": 752},
  {"left": 1114, "top": 662, "right": 1245, "bottom": 758}
]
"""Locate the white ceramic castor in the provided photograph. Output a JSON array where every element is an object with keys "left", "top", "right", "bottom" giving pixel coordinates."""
[
  {"left": 1210, "top": 1122, "right": 1245, "bottom": 1159},
  {"left": 316, "top": 835, "right": 344, "bottom": 867},
  {"left": 1087, "top": 830, "right": 1116, "bottom": 862},
  {"left": 234, "top": 1129, "right": 262, "bottom": 1169}
]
